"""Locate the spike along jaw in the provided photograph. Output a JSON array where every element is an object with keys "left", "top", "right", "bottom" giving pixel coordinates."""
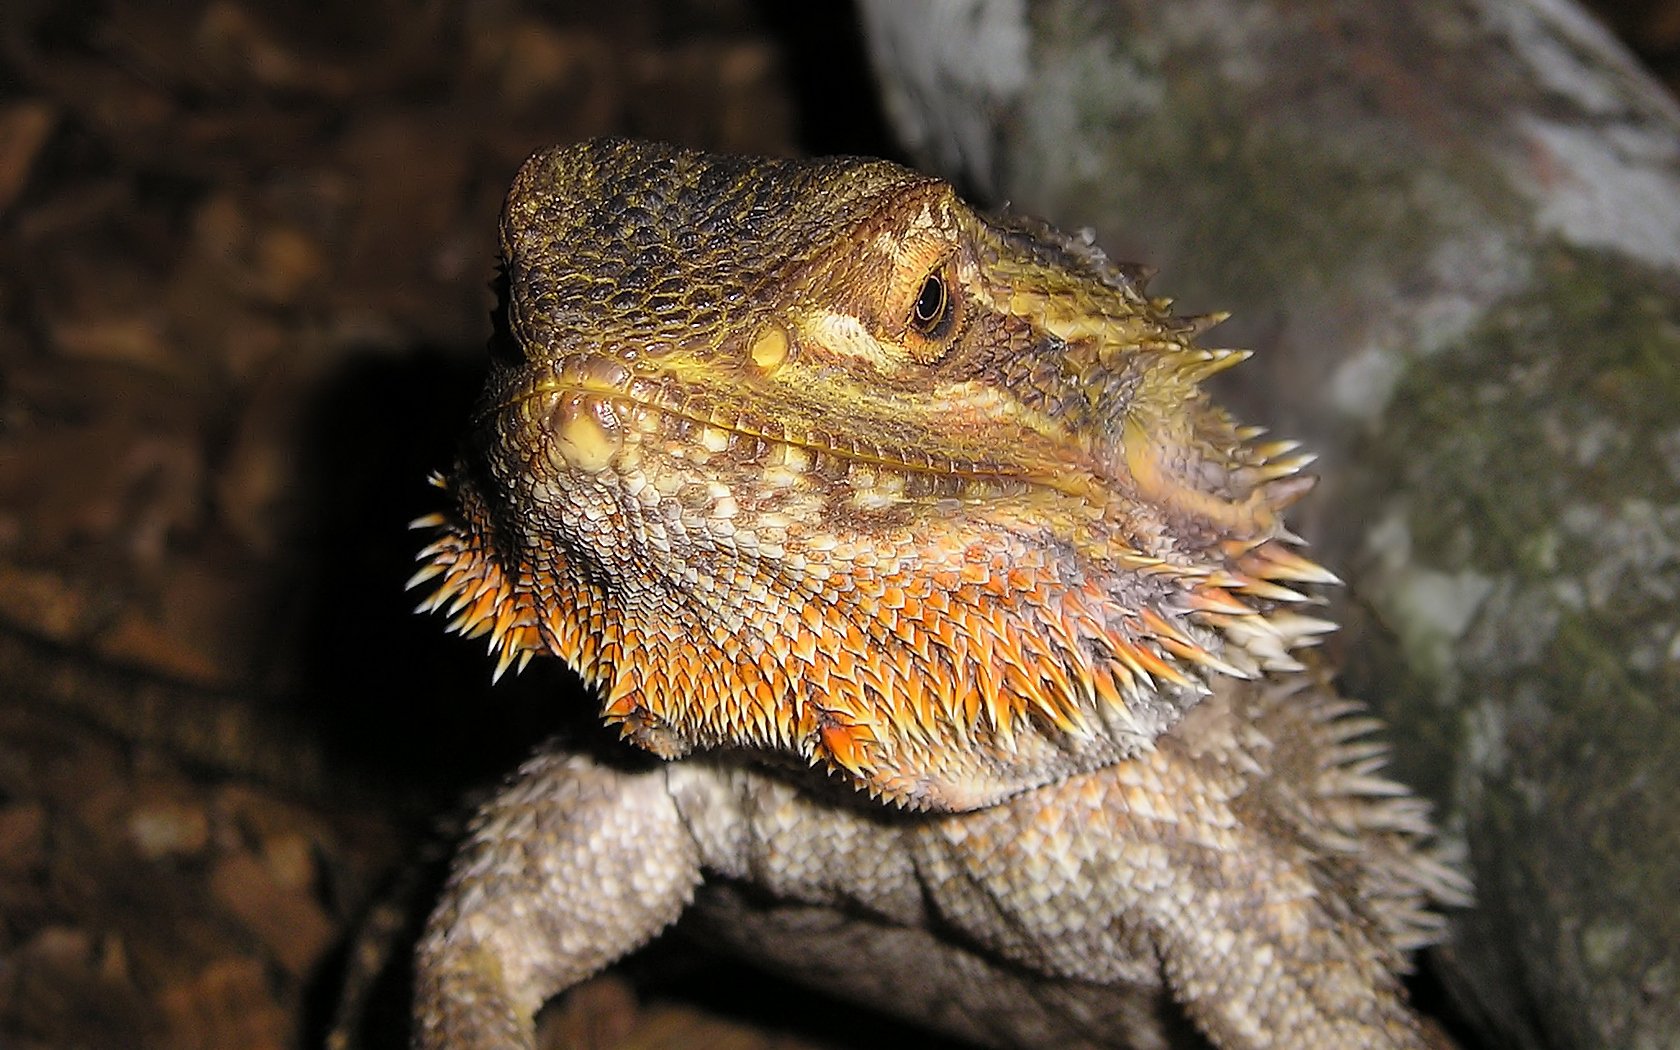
[{"left": 413, "top": 140, "right": 1339, "bottom": 812}]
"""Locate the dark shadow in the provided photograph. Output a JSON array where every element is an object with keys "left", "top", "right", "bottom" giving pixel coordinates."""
[
  {"left": 287, "top": 344, "right": 596, "bottom": 805},
  {"left": 752, "top": 0, "right": 901, "bottom": 160}
]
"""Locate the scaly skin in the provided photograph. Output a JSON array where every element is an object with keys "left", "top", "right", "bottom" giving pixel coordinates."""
[{"left": 410, "top": 138, "right": 1467, "bottom": 1049}]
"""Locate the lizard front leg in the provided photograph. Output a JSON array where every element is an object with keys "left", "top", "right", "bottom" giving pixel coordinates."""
[
  {"left": 1144, "top": 678, "right": 1451, "bottom": 1050},
  {"left": 916, "top": 677, "right": 1451, "bottom": 1050},
  {"left": 412, "top": 748, "right": 703, "bottom": 1050},
  {"left": 1141, "top": 792, "right": 1432, "bottom": 1050}
]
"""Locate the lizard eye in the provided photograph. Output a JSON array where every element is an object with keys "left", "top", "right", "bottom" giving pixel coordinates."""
[
  {"left": 910, "top": 272, "right": 948, "bottom": 334},
  {"left": 907, "top": 267, "right": 958, "bottom": 347},
  {"left": 887, "top": 238, "right": 963, "bottom": 362}
]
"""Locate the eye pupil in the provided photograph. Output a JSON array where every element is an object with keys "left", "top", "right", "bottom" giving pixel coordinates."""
[{"left": 911, "top": 272, "right": 947, "bottom": 333}]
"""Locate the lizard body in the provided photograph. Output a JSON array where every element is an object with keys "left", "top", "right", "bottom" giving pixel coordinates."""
[{"left": 410, "top": 138, "right": 1466, "bottom": 1049}]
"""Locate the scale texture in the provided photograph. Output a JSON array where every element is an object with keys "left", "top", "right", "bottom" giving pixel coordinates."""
[{"left": 409, "top": 138, "right": 1467, "bottom": 1049}]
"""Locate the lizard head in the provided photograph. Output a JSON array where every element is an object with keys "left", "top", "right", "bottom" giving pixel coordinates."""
[{"left": 414, "top": 138, "right": 1336, "bottom": 810}]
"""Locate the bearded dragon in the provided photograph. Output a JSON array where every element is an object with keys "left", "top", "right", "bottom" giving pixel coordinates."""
[{"left": 407, "top": 138, "right": 1467, "bottom": 1049}]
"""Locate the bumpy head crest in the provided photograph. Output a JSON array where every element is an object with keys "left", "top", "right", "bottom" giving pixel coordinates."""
[{"left": 415, "top": 138, "right": 1340, "bottom": 811}]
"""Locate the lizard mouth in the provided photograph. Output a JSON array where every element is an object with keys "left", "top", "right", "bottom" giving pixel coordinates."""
[
  {"left": 499, "top": 365, "right": 1298, "bottom": 554},
  {"left": 496, "top": 354, "right": 1091, "bottom": 505}
]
